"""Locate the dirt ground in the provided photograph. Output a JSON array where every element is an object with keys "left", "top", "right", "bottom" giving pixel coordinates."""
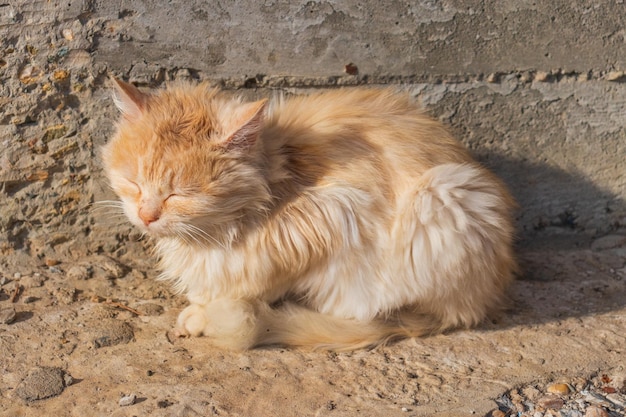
[{"left": 1, "top": 231, "right": 625, "bottom": 417}]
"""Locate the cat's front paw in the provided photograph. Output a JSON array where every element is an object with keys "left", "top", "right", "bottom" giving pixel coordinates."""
[
  {"left": 176, "top": 304, "right": 210, "bottom": 337},
  {"left": 174, "top": 299, "right": 261, "bottom": 350}
]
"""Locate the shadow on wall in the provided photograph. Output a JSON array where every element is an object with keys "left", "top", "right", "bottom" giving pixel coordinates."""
[
  {"left": 469, "top": 155, "right": 626, "bottom": 330},
  {"left": 478, "top": 154, "right": 626, "bottom": 245}
]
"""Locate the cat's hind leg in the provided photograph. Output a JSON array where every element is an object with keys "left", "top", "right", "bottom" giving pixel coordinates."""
[{"left": 397, "top": 162, "right": 516, "bottom": 330}]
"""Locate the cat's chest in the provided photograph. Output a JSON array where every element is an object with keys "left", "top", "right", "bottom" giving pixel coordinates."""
[{"left": 156, "top": 238, "right": 271, "bottom": 301}]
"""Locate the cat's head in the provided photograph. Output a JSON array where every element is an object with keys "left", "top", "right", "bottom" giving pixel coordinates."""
[{"left": 102, "top": 78, "right": 271, "bottom": 245}]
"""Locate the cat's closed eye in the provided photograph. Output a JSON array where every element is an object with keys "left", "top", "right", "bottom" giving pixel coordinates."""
[
  {"left": 117, "top": 178, "right": 141, "bottom": 197},
  {"left": 163, "top": 193, "right": 180, "bottom": 205}
]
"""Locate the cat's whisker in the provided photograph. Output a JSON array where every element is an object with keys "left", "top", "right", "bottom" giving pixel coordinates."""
[
  {"left": 184, "top": 223, "right": 227, "bottom": 250},
  {"left": 176, "top": 228, "right": 204, "bottom": 248},
  {"left": 181, "top": 231, "right": 202, "bottom": 247},
  {"left": 89, "top": 207, "right": 125, "bottom": 215},
  {"left": 179, "top": 224, "right": 210, "bottom": 247},
  {"left": 179, "top": 223, "right": 216, "bottom": 248},
  {"left": 92, "top": 200, "right": 125, "bottom": 206},
  {"left": 89, "top": 200, "right": 126, "bottom": 215},
  {"left": 90, "top": 211, "right": 127, "bottom": 222}
]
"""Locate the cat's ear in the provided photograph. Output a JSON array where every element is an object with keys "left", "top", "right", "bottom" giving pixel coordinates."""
[
  {"left": 223, "top": 99, "right": 268, "bottom": 151},
  {"left": 111, "top": 77, "right": 148, "bottom": 120}
]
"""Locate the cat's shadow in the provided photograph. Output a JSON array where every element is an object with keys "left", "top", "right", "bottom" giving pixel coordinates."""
[{"left": 477, "top": 154, "right": 626, "bottom": 329}]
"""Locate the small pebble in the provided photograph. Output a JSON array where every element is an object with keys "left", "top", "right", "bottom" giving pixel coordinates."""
[
  {"left": 100, "top": 258, "right": 127, "bottom": 279},
  {"left": 45, "top": 259, "right": 60, "bottom": 266},
  {"left": 61, "top": 28, "right": 74, "bottom": 40},
  {"left": 537, "top": 394, "right": 565, "bottom": 410},
  {"left": 52, "top": 70, "right": 70, "bottom": 82},
  {"left": 605, "top": 71, "right": 625, "bottom": 82},
  {"left": 486, "top": 73, "right": 500, "bottom": 83},
  {"left": 119, "top": 393, "right": 137, "bottom": 407},
  {"left": 0, "top": 307, "right": 17, "bottom": 324},
  {"left": 401, "top": 407, "right": 409, "bottom": 412},
  {"left": 547, "top": 383, "right": 571, "bottom": 395},
  {"left": 67, "top": 265, "right": 92, "bottom": 280},
  {"left": 63, "top": 373, "right": 74, "bottom": 386},
  {"left": 135, "top": 303, "right": 164, "bottom": 316},
  {"left": 157, "top": 399, "right": 173, "bottom": 408},
  {"left": 344, "top": 63, "right": 358, "bottom": 75},
  {"left": 13, "top": 272, "right": 22, "bottom": 279},
  {"left": 52, "top": 286, "right": 77, "bottom": 305},
  {"left": 519, "top": 71, "right": 533, "bottom": 83},
  {"left": 585, "top": 406, "right": 609, "bottom": 417},
  {"left": 534, "top": 71, "right": 550, "bottom": 82}
]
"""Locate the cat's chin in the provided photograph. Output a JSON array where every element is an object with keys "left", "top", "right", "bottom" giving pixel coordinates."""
[{"left": 131, "top": 221, "right": 169, "bottom": 238}]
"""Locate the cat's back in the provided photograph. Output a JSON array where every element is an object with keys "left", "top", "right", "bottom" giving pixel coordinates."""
[{"left": 264, "top": 88, "right": 473, "bottom": 179}]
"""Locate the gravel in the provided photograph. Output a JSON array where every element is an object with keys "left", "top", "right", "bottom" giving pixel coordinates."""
[{"left": 489, "top": 371, "right": 626, "bottom": 417}]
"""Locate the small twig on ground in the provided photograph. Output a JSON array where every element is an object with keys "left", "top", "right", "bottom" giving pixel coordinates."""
[
  {"left": 90, "top": 295, "right": 142, "bottom": 316},
  {"left": 10, "top": 284, "right": 22, "bottom": 303},
  {"left": 104, "top": 300, "right": 142, "bottom": 316}
]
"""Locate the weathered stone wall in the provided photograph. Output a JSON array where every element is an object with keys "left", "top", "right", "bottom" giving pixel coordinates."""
[{"left": 1, "top": 0, "right": 625, "bottom": 267}]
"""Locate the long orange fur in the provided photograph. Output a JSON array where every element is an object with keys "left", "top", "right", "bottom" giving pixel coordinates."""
[{"left": 102, "top": 79, "right": 516, "bottom": 350}]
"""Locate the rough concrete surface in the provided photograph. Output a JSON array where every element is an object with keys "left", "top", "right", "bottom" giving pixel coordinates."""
[{"left": 0, "top": 1, "right": 625, "bottom": 416}]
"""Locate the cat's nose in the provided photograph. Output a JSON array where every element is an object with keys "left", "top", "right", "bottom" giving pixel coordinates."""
[{"left": 138, "top": 207, "right": 161, "bottom": 226}]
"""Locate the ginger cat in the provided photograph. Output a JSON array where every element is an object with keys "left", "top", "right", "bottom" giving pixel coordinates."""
[{"left": 102, "top": 78, "right": 516, "bottom": 350}]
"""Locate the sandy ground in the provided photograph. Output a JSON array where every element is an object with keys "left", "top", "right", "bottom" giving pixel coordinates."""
[{"left": 0, "top": 232, "right": 625, "bottom": 417}]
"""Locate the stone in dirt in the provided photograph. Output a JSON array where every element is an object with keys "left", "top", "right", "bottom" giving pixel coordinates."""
[
  {"left": 14, "top": 367, "right": 72, "bottom": 402},
  {"left": 537, "top": 394, "right": 565, "bottom": 410},
  {"left": 584, "top": 405, "right": 610, "bottom": 417},
  {"left": 135, "top": 302, "right": 164, "bottom": 316},
  {"left": 0, "top": 307, "right": 17, "bottom": 324},
  {"left": 66, "top": 264, "right": 93, "bottom": 280},
  {"left": 547, "top": 383, "right": 571, "bottom": 395},
  {"left": 591, "top": 235, "right": 626, "bottom": 251},
  {"left": 92, "top": 319, "right": 135, "bottom": 348},
  {"left": 119, "top": 393, "right": 137, "bottom": 406}
]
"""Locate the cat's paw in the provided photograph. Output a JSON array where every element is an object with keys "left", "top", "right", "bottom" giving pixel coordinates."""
[
  {"left": 176, "top": 304, "right": 210, "bottom": 337},
  {"left": 175, "top": 299, "right": 261, "bottom": 350}
]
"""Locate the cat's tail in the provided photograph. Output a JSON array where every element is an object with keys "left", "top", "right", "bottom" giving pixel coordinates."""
[
  {"left": 178, "top": 298, "right": 442, "bottom": 351},
  {"left": 252, "top": 301, "right": 440, "bottom": 351}
]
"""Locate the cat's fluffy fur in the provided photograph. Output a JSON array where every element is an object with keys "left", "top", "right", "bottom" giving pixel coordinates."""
[{"left": 103, "top": 79, "right": 516, "bottom": 350}]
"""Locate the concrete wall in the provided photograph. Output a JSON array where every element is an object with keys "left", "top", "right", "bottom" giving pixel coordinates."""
[{"left": 1, "top": 0, "right": 625, "bottom": 265}]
